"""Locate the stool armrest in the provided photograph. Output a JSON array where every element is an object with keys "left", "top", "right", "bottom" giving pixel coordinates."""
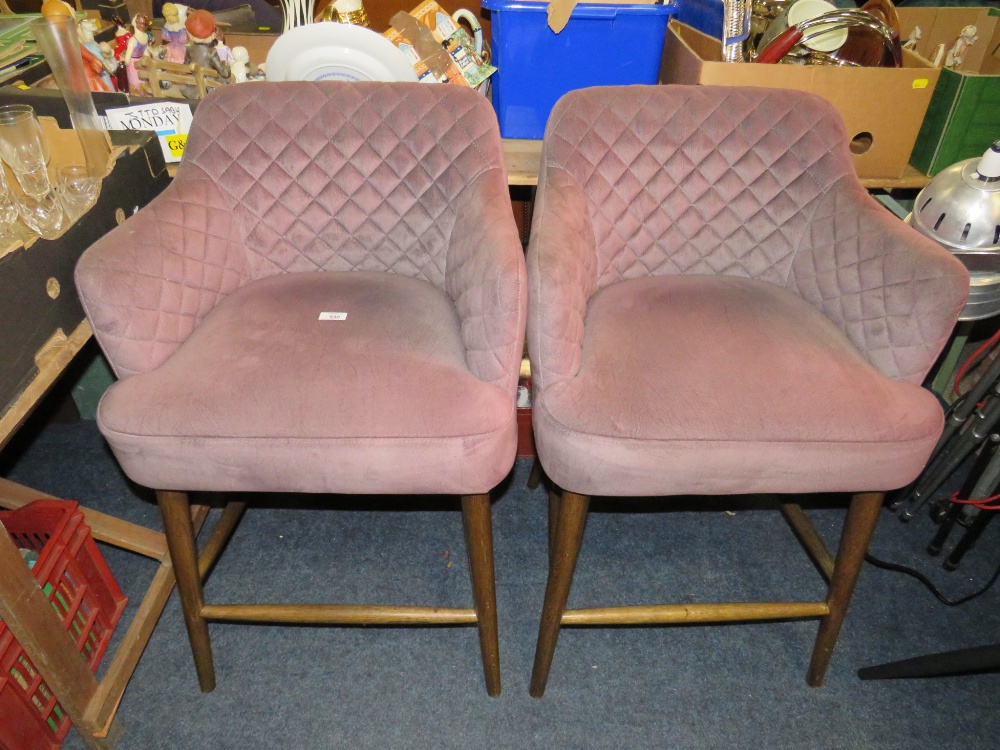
[
  {"left": 526, "top": 168, "right": 599, "bottom": 393},
  {"left": 75, "top": 175, "right": 248, "bottom": 379},
  {"left": 787, "top": 179, "right": 970, "bottom": 384},
  {"left": 446, "top": 169, "right": 527, "bottom": 395}
]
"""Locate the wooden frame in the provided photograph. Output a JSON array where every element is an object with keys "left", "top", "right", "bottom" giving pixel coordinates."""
[
  {"left": 528, "top": 482, "right": 884, "bottom": 698},
  {"left": 136, "top": 57, "right": 224, "bottom": 100},
  {"left": 156, "top": 489, "right": 502, "bottom": 698},
  {"left": 0, "top": 319, "right": 206, "bottom": 749}
]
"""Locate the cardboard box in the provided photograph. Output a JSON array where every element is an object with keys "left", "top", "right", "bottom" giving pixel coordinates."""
[
  {"left": 384, "top": 0, "right": 496, "bottom": 86},
  {"left": 901, "top": 7, "right": 1000, "bottom": 177},
  {"left": 220, "top": 30, "right": 279, "bottom": 72},
  {"left": 0, "top": 121, "right": 169, "bottom": 416},
  {"left": 660, "top": 20, "right": 942, "bottom": 180}
]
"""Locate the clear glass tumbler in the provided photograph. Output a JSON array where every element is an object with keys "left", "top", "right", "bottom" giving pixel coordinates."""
[
  {"left": 0, "top": 169, "right": 21, "bottom": 244},
  {"left": 18, "top": 190, "right": 63, "bottom": 239},
  {"left": 57, "top": 164, "right": 99, "bottom": 220},
  {"left": 0, "top": 104, "right": 52, "bottom": 198}
]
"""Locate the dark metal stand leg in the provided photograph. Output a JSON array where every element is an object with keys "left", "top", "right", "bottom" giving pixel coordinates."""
[
  {"left": 859, "top": 644, "right": 1000, "bottom": 680},
  {"left": 927, "top": 440, "right": 996, "bottom": 555},
  {"left": 927, "top": 501, "right": 964, "bottom": 556},
  {"left": 943, "top": 509, "right": 996, "bottom": 571},
  {"left": 901, "top": 389, "right": 1000, "bottom": 521}
]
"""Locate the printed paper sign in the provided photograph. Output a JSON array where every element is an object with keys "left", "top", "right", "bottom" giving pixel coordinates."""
[{"left": 103, "top": 103, "right": 193, "bottom": 164}]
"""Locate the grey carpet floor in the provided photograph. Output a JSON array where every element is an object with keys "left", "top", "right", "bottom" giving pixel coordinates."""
[{"left": 3, "top": 419, "right": 1000, "bottom": 749}]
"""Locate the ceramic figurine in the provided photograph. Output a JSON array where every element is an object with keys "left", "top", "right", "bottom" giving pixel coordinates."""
[
  {"left": 902, "top": 25, "right": 921, "bottom": 52},
  {"left": 230, "top": 45, "right": 250, "bottom": 82},
  {"left": 39, "top": 2, "right": 112, "bottom": 93},
  {"left": 931, "top": 43, "right": 946, "bottom": 67},
  {"left": 184, "top": 10, "right": 231, "bottom": 81},
  {"left": 125, "top": 14, "right": 152, "bottom": 94},
  {"left": 160, "top": 3, "right": 190, "bottom": 64},
  {"left": 945, "top": 24, "right": 978, "bottom": 70},
  {"left": 215, "top": 31, "right": 234, "bottom": 66},
  {"left": 112, "top": 20, "right": 132, "bottom": 92},
  {"left": 97, "top": 41, "right": 121, "bottom": 90},
  {"left": 78, "top": 18, "right": 115, "bottom": 91}
]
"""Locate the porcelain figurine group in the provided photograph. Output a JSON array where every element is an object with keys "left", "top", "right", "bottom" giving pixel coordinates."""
[{"left": 60, "top": 5, "right": 259, "bottom": 96}]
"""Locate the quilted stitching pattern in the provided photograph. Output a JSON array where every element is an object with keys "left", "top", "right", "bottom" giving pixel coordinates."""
[
  {"left": 529, "top": 85, "right": 968, "bottom": 390},
  {"left": 789, "top": 180, "right": 969, "bottom": 383},
  {"left": 526, "top": 167, "right": 598, "bottom": 393},
  {"left": 543, "top": 85, "right": 851, "bottom": 289},
  {"left": 446, "top": 171, "right": 526, "bottom": 392},
  {"left": 184, "top": 82, "right": 502, "bottom": 289},
  {"left": 76, "top": 177, "right": 248, "bottom": 377},
  {"left": 78, "top": 82, "right": 524, "bottom": 387}
]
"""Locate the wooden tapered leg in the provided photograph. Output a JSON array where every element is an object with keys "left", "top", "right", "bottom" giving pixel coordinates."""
[
  {"left": 530, "top": 490, "right": 589, "bottom": 698},
  {"left": 156, "top": 490, "right": 216, "bottom": 693},
  {"left": 461, "top": 493, "right": 501, "bottom": 697},
  {"left": 547, "top": 486, "right": 561, "bottom": 566},
  {"left": 527, "top": 458, "right": 544, "bottom": 490},
  {"left": 807, "top": 491, "right": 884, "bottom": 687}
]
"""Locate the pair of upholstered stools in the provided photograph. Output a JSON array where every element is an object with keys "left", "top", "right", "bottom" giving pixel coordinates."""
[{"left": 75, "top": 82, "right": 968, "bottom": 699}]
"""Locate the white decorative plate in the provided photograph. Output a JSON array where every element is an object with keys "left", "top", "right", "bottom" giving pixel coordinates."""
[{"left": 265, "top": 23, "right": 419, "bottom": 83}]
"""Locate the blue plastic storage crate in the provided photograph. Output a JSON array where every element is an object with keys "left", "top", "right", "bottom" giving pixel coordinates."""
[
  {"left": 673, "top": 0, "right": 723, "bottom": 38},
  {"left": 482, "top": 0, "right": 676, "bottom": 139}
]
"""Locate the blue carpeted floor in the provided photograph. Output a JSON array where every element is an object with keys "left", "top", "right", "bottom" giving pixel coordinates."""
[{"left": 3, "top": 418, "right": 1000, "bottom": 749}]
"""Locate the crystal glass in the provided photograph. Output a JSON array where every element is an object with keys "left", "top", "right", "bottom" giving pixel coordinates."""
[
  {"left": 0, "top": 170, "right": 20, "bottom": 243},
  {"left": 17, "top": 190, "right": 63, "bottom": 239},
  {"left": 0, "top": 104, "right": 52, "bottom": 198},
  {"left": 29, "top": 15, "right": 112, "bottom": 177},
  {"left": 57, "top": 164, "right": 99, "bottom": 220}
]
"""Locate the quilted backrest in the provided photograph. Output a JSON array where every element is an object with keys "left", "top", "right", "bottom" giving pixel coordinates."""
[
  {"left": 179, "top": 81, "right": 505, "bottom": 289},
  {"left": 541, "top": 85, "right": 855, "bottom": 290}
]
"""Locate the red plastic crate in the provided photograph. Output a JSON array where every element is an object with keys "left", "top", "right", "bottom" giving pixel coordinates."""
[{"left": 0, "top": 501, "right": 128, "bottom": 750}]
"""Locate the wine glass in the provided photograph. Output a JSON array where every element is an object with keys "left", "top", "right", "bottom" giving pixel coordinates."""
[
  {"left": 17, "top": 190, "right": 63, "bottom": 239},
  {"left": 0, "top": 104, "right": 53, "bottom": 198},
  {"left": 0, "top": 168, "right": 20, "bottom": 244},
  {"left": 56, "top": 165, "right": 99, "bottom": 221}
]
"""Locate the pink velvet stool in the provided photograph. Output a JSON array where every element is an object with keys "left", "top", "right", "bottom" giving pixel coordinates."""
[
  {"left": 526, "top": 85, "right": 970, "bottom": 697},
  {"left": 75, "top": 81, "right": 526, "bottom": 696}
]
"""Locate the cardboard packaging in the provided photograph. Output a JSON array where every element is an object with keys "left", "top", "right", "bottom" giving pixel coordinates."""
[
  {"left": 902, "top": 6, "right": 1000, "bottom": 177},
  {"left": 384, "top": 0, "right": 496, "bottom": 87},
  {"left": 660, "top": 20, "right": 942, "bottom": 180},
  {"left": 0, "top": 121, "right": 169, "bottom": 416},
  {"left": 218, "top": 30, "right": 280, "bottom": 72}
]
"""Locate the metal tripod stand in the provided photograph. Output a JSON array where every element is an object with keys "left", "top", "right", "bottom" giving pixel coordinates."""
[
  {"left": 893, "top": 342, "right": 1000, "bottom": 529},
  {"left": 861, "top": 344, "right": 1000, "bottom": 680}
]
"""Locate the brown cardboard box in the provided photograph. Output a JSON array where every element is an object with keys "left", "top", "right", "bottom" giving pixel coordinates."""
[
  {"left": 899, "top": 7, "right": 1000, "bottom": 176},
  {"left": 222, "top": 31, "right": 280, "bottom": 71},
  {"left": 660, "top": 20, "right": 942, "bottom": 180},
  {"left": 0, "top": 124, "right": 169, "bottom": 416}
]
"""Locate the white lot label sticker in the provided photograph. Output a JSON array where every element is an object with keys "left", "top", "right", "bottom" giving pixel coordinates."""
[{"left": 318, "top": 312, "right": 348, "bottom": 321}]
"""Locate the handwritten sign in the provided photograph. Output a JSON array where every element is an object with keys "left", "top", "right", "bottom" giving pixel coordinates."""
[{"left": 103, "top": 103, "right": 193, "bottom": 164}]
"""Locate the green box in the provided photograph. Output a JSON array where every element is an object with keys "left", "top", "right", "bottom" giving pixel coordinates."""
[{"left": 902, "top": 7, "right": 1000, "bottom": 176}]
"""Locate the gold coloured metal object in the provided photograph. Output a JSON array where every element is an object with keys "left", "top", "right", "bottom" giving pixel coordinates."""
[
  {"left": 754, "top": 9, "right": 899, "bottom": 66},
  {"left": 320, "top": 0, "right": 371, "bottom": 28},
  {"left": 748, "top": 0, "right": 791, "bottom": 58}
]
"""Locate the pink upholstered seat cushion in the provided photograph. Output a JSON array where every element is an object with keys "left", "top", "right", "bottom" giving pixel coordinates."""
[
  {"left": 533, "top": 275, "right": 945, "bottom": 497},
  {"left": 97, "top": 271, "right": 516, "bottom": 495}
]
